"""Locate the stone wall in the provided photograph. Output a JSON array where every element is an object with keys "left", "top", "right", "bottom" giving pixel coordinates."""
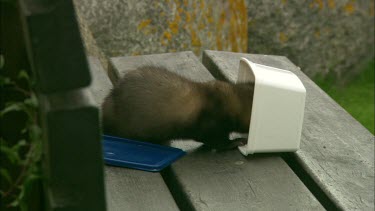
[
  {"left": 75, "top": 9, "right": 108, "bottom": 71},
  {"left": 246, "top": 0, "right": 374, "bottom": 80},
  {"left": 74, "top": 0, "right": 247, "bottom": 57},
  {"left": 74, "top": 0, "right": 374, "bottom": 80}
]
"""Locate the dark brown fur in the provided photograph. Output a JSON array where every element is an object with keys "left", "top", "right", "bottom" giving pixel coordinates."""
[{"left": 102, "top": 66, "right": 253, "bottom": 149}]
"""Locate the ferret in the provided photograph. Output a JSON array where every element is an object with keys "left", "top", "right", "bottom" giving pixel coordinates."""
[{"left": 102, "top": 66, "right": 253, "bottom": 149}]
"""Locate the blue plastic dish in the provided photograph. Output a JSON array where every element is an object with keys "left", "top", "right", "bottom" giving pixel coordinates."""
[{"left": 102, "top": 135, "right": 186, "bottom": 172}]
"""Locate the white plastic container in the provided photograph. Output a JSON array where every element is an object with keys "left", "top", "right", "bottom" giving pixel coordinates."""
[{"left": 237, "top": 58, "right": 306, "bottom": 155}]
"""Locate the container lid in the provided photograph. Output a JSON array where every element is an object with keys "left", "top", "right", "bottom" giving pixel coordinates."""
[{"left": 102, "top": 135, "right": 186, "bottom": 172}]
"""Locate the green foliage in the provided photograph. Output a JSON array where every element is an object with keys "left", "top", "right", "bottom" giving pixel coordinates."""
[
  {"left": 314, "top": 59, "right": 374, "bottom": 134},
  {"left": 0, "top": 62, "right": 42, "bottom": 210}
]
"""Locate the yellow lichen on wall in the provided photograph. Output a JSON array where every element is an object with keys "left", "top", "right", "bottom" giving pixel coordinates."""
[
  {"left": 327, "top": 0, "right": 336, "bottom": 9},
  {"left": 161, "top": 31, "right": 172, "bottom": 46},
  {"left": 310, "top": 0, "right": 324, "bottom": 10},
  {"left": 190, "top": 28, "right": 201, "bottom": 47},
  {"left": 343, "top": 1, "right": 355, "bottom": 14},
  {"left": 237, "top": 0, "right": 248, "bottom": 51},
  {"left": 206, "top": 7, "right": 214, "bottom": 24},
  {"left": 137, "top": 19, "right": 152, "bottom": 31},
  {"left": 185, "top": 11, "right": 192, "bottom": 23},
  {"left": 169, "top": 11, "right": 181, "bottom": 34},
  {"left": 136, "top": 0, "right": 248, "bottom": 56},
  {"left": 215, "top": 0, "right": 248, "bottom": 53},
  {"left": 279, "top": 32, "right": 288, "bottom": 43},
  {"left": 169, "top": 21, "right": 179, "bottom": 34},
  {"left": 314, "top": 28, "right": 321, "bottom": 38},
  {"left": 182, "top": 0, "right": 247, "bottom": 55}
]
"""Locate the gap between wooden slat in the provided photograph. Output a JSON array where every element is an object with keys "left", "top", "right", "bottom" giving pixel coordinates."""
[
  {"left": 161, "top": 167, "right": 196, "bottom": 211},
  {"left": 282, "top": 153, "right": 341, "bottom": 211}
]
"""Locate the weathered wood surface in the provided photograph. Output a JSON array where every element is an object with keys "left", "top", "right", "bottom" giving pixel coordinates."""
[
  {"left": 20, "top": 0, "right": 105, "bottom": 207},
  {"left": 39, "top": 89, "right": 106, "bottom": 211},
  {"left": 88, "top": 57, "right": 179, "bottom": 211},
  {"left": 20, "top": 0, "right": 91, "bottom": 93},
  {"left": 203, "top": 50, "right": 375, "bottom": 210},
  {"left": 109, "top": 52, "right": 324, "bottom": 211}
]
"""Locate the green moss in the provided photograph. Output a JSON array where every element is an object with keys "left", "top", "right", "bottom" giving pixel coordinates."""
[{"left": 314, "top": 59, "right": 374, "bottom": 134}]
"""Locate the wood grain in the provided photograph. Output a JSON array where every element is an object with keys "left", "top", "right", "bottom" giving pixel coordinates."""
[
  {"left": 109, "top": 52, "right": 323, "bottom": 211},
  {"left": 88, "top": 57, "right": 179, "bottom": 211},
  {"left": 203, "top": 50, "right": 374, "bottom": 211}
]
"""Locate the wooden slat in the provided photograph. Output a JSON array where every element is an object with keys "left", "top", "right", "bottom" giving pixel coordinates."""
[
  {"left": 203, "top": 50, "right": 374, "bottom": 210},
  {"left": 88, "top": 57, "right": 179, "bottom": 211},
  {"left": 39, "top": 89, "right": 106, "bottom": 211},
  {"left": 20, "top": 0, "right": 91, "bottom": 93},
  {"left": 109, "top": 52, "right": 324, "bottom": 211}
]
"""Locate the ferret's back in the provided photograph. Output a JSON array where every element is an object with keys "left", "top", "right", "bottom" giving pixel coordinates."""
[{"left": 103, "top": 66, "right": 204, "bottom": 141}]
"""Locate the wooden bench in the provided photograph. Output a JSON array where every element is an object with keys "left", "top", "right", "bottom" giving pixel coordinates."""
[
  {"left": 105, "top": 52, "right": 323, "bottom": 210},
  {"left": 90, "top": 51, "right": 373, "bottom": 210},
  {"left": 202, "top": 50, "right": 374, "bottom": 210},
  {"left": 19, "top": 0, "right": 107, "bottom": 209},
  {"left": 19, "top": 0, "right": 373, "bottom": 209},
  {"left": 88, "top": 57, "right": 179, "bottom": 211}
]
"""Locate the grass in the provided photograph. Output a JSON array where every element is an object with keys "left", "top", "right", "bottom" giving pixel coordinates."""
[{"left": 314, "top": 59, "right": 374, "bottom": 134}]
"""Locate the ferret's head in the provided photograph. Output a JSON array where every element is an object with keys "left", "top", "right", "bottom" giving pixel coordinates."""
[
  {"left": 207, "top": 81, "right": 254, "bottom": 133},
  {"left": 198, "top": 81, "right": 254, "bottom": 149},
  {"left": 232, "top": 82, "right": 254, "bottom": 133}
]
